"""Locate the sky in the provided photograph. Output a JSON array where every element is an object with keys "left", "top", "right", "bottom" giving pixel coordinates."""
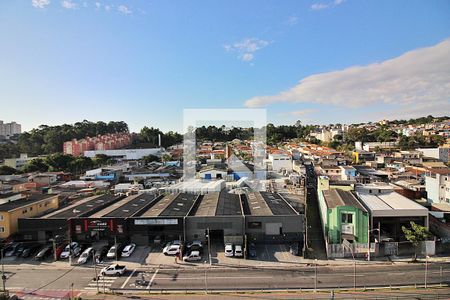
[{"left": 0, "top": 0, "right": 449, "bottom": 133}]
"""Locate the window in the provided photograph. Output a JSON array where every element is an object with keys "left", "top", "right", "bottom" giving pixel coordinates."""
[
  {"left": 29, "top": 207, "right": 33, "bottom": 211},
  {"left": 341, "top": 213, "right": 353, "bottom": 224},
  {"left": 0, "top": 215, "right": 3, "bottom": 221},
  {"left": 0, "top": 227, "right": 5, "bottom": 233},
  {"left": 22, "top": 209, "right": 27, "bottom": 214}
]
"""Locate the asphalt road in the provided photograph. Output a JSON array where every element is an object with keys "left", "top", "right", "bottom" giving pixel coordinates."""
[{"left": 114, "top": 263, "right": 450, "bottom": 292}]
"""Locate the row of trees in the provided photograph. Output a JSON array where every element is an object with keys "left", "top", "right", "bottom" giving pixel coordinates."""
[
  {"left": 0, "top": 120, "right": 129, "bottom": 161},
  {"left": 0, "top": 153, "right": 112, "bottom": 175}
]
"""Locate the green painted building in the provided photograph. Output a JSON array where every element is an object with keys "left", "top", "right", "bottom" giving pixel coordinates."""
[{"left": 318, "top": 176, "right": 369, "bottom": 244}]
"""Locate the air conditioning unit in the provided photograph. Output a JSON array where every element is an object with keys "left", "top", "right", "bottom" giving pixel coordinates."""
[{"left": 341, "top": 224, "right": 354, "bottom": 235}]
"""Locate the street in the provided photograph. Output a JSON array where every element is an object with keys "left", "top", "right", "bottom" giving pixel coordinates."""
[{"left": 3, "top": 262, "right": 450, "bottom": 298}]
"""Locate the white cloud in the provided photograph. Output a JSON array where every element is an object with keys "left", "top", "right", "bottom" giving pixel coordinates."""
[
  {"left": 224, "top": 38, "right": 270, "bottom": 62},
  {"left": 61, "top": 0, "right": 76, "bottom": 9},
  {"left": 32, "top": 0, "right": 50, "bottom": 9},
  {"left": 244, "top": 39, "right": 450, "bottom": 117},
  {"left": 311, "top": 0, "right": 345, "bottom": 10},
  {"left": 104, "top": 4, "right": 111, "bottom": 11},
  {"left": 118, "top": 5, "right": 132, "bottom": 14},
  {"left": 95, "top": 2, "right": 101, "bottom": 9}
]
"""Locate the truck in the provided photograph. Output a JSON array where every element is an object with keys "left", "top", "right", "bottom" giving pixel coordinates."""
[{"left": 100, "top": 264, "right": 127, "bottom": 276}]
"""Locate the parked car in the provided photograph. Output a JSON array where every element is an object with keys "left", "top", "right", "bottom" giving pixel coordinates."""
[
  {"left": 248, "top": 242, "right": 256, "bottom": 258},
  {"left": 224, "top": 243, "right": 233, "bottom": 257},
  {"left": 163, "top": 241, "right": 181, "bottom": 256},
  {"left": 4, "top": 243, "right": 22, "bottom": 257},
  {"left": 60, "top": 242, "right": 81, "bottom": 259},
  {"left": 183, "top": 250, "right": 201, "bottom": 262},
  {"left": 34, "top": 245, "right": 53, "bottom": 261},
  {"left": 106, "top": 244, "right": 123, "bottom": 259},
  {"left": 186, "top": 240, "right": 203, "bottom": 253},
  {"left": 77, "top": 247, "right": 94, "bottom": 264},
  {"left": 121, "top": 243, "right": 136, "bottom": 258},
  {"left": 21, "top": 244, "right": 42, "bottom": 258},
  {"left": 234, "top": 245, "right": 243, "bottom": 257},
  {"left": 100, "top": 264, "right": 127, "bottom": 276},
  {"left": 95, "top": 246, "right": 109, "bottom": 263},
  {"left": 15, "top": 243, "right": 31, "bottom": 257}
]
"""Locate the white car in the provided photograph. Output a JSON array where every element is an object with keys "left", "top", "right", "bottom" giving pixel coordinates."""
[
  {"left": 163, "top": 243, "right": 181, "bottom": 256},
  {"left": 100, "top": 264, "right": 127, "bottom": 276},
  {"left": 234, "top": 245, "right": 243, "bottom": 257},
  {"left": 106, "top": 244, "right": 121, "bottom": 259},
  {"left": 77, "top": 247, "right": 93, "bottom": 264},
  {"left": 183, "top": 250, "right": 201, "bottom": 262},
  {"left": 121, "top": 243, "right": 136, "bottom": 257},
  {"left": 60, "top": 242, "right": 81, "bottom": 259},
  {"left": 224, "top": 243, "right": 233, "bottom": 257}
]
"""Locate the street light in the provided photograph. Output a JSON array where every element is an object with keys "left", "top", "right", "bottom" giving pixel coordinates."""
[
  {"left": 1, "top": 249, "right": 6, "bottom": 293},
  {"left": 425, "top": 255, "right": 430, "bottom": 289}
]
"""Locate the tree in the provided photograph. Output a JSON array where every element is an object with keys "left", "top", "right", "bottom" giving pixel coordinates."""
[
  {"left": 22, "top": 158, "right": 49, "bottom": 173},
  {"left": 0, "top": 165, "right": 19, "bottom": 175},
  {"left": 402, "top": 221, "right": 431, "bottom": 261}
]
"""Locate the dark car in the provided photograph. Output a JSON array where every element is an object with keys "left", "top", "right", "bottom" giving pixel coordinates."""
[
  {"left": 34, "top": 245, "right": 53, "bottom": 261},
  {"left": 4, "top": 243, "right": 23, "bottom": 257},
  {"left": 186, "top": 241, "right": 203, "bottom": 254},
  {"left": 248, "top": 242, "right": 256, "bottom": 258},
  {"left": 94, "top": 246, "right": 109, "bottom": 263},
  {"left": 21, "top": 244, "right": 42, "bottom": 258}
]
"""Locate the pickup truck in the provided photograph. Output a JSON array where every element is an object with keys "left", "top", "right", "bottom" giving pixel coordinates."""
[{"left": 100, "top": 264, "right": 127, "bottom": 276}]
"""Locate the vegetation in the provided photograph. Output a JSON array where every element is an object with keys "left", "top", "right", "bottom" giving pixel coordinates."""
[
  {"left": 401, "top": 221, "right": 431, "bottom": 261},
  {"left": 0, "top": 165, "right": 20, "bottom": 175},
  {"left": 0, "top": 120, "right": 128, "bottom": 161}
]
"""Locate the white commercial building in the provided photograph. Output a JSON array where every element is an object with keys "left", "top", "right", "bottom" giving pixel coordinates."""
[
  {"left": 417, "top": 147, "right": 449, "bottom": 163},
  {"left": 425, "top": 169, "right": 450, "bottom": 204},
  {"left": 268, "top": 154, "right": 292, "bottom": 172},
  {"left": 163, "top": 179, "right": 226, "bottom": 194},
  {"left": 84, "top": 148, "right": 164, "bottom": 160}
]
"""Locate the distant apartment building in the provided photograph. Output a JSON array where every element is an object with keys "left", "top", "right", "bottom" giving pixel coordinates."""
[
  {"left": 63, "top": 132, "right": 132, "bottom": 156},
  {"left": 352, "top": 149, "right": 376, "bottom": 164},
  {"left": 0, "top": 120, "right": 21, "bottom": 138},
  {"left": 425, "top": 169, "right": 450, "bottom": 204}
]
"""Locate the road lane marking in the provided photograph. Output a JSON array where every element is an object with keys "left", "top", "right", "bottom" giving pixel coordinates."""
[
  {"left": 147, "top": 268, "right": 159, "bottom": 289},
  {"left": 390, "top": 273, "right": 405, "bottom": 276},
  {"left": 121, "top": 268, "right": 136, "bottom": 289}
]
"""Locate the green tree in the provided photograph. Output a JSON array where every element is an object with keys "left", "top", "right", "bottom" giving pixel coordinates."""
[
  {"left": 401, "top": 221, "right": 431, "bottom": 261},
  {"left": 0, "top": 165, "right": 20, "bottom": 175},
  {"left": 45, "top": 153, "right": 75, "bottom": 172},
  {"left": 22, "top": 158, "right": 49, "bottom": 173}
]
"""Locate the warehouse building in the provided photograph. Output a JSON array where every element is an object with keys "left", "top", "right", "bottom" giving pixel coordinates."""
[{"left": 18, "top": 190, "right": 305, "bottom": 249}]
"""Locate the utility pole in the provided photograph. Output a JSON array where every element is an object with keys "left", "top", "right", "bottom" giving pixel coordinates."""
[
  {"left": 1, "top": 249, "right": 6, "bottom": 293},
  {"left": 207, "top": 227, "right": 211, "bottom": 266},
  {"left": 93, "top": 251, "right": 99, "bottom": 293},
  {"left": 314, "top": 259, "right": 317, "bottom": 292},
  {"left": 425, "top": 255, "right": 429, "bottom": 289},
  {"left": 114, "top": 236, "right": 118, "bottom": 260}
]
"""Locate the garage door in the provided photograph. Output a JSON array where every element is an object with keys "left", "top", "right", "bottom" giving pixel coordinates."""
[{"left": 265, "top": 223, "right": 282, "bottom": 235}]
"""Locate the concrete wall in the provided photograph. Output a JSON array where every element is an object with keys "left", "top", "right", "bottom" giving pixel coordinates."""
[{"left": 185, "top": 215, "right": 244, "bottom": 242}]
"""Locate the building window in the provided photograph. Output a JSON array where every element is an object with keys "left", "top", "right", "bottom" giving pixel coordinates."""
[
  {"left": 0, "top": 215, "right": 3, "bottom": 221},
  {"left": 22, "top": 209, "right": 27, "bottom": 214},
  {"left": 0, "top": 227, "right": 4, "bottom": 233},
  {"left": 29, "top": 207, "right": 33, "bottom": 211},
  {"left": 341, "top": 213, "right": 353, "bottom": 224}
]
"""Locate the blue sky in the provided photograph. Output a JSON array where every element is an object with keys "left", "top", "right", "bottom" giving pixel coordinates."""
[{"left": 0, "top": 0, "right": 449, "bottom": 133}]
